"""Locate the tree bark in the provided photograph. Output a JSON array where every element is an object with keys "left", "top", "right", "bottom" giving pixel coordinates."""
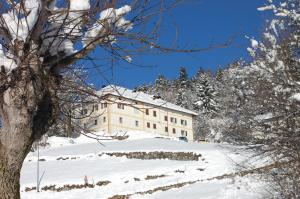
[
  {"left": 0, "top": 165, "right": 21, "bottom": 199},
  {"left": 0, "top": 66, "right": 58, "bottom": 198},
  {"left": 0, "top": 142, "right": 24, "bottom": 199},
  {"left": 0, "top": 122, "right": 34, "bottom": 199}
]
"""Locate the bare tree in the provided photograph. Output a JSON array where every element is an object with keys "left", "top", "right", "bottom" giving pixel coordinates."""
[
  {"left": 47, "top": 67, "right": 94, "bottom": 137},
  {"left": 0, "top": 0, "right": 195, "bottom": 197}
]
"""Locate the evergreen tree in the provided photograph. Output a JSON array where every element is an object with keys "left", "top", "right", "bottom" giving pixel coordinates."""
[
  {"left": 215, "top": 67, "right": 223, "bottom": 82},
  {"left": 178, "top": 66, "right": 189, "bottom": 89},
  {"left": 134, "top": 84, "right": 152, "bottom": 93},
  {"left": 192, "top": 70, "right": 217, "bottom": 113},
  {"left": 154, "top": 74, "right": 168, "bottom": 98},
  {"left": 175, "top": 88, "right": 189, "bottom": 109}
]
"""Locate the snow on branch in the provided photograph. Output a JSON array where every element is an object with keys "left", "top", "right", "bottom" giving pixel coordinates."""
[
  {"left": 0, "top": 0, "right": 133, "bottom": 71},
  {"left": 2, "top": 0, "right": 42, "bottom": 42},
  {"left": 82, "top": 5, "right": 132, "bottom": 48}
]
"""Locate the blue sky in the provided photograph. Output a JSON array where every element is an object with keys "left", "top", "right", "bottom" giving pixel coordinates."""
[{"left": 88, "top": 0, "right": 270, "bottom": 89}]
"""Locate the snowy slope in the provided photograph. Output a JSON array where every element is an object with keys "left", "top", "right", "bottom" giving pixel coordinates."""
[{"left": 21, "top": 131, "right": 267, "bottom": 199}]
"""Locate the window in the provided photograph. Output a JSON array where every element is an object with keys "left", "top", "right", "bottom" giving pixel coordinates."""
[
  {"left": 145, "top": 109, "right": 149, "bottom": 115},
  {"left": 101, "top": 103, "right": 107, "bottom": 109},
  {"left": 164, "top": 116, "right": 168, "bottom": 121},
  {"left": 181, "top": 130, "right": 188, "bottom": 136},
  {"left": 147, "top": 122, "right": 150, "bottom": 128},
  {"left": 95, "top": 120, "right": 98, "bottom": 125},
  {"left": 117, "top": 103, "right": 124, "bottom": 109},
  {"left": 153, "top": 123, "right": 157, "bottom": 129},
  {"left": 153, "top": 110, "right": 157, "bottom": 117},
  {"left": 165, "top": 127, "right": 168, "bottom": 132},
  {"left": 135, "top": 120, "right": 139, "bottom": 127},
  {"left": 82, "top": 109, "right": 87, "bottom": 115},
  {"left": 84, "top": 123, "right": 87, "bottom": 129},
  {"left": 181, "top": 119, "right": 187, "bottom": 126},
  {"left": 103, "top": 117, "right": 106, "bottom": 123},
  {"left": 171, "top": 117, "right": 177, "bottom": 123},
  {"left": 172, "top": 128, "right": 176, "bottom": 134},
  {"left": 119, "top": 117, "right": 123, "bottom": 124},
  {"left": 94, "top": 104, "right": 98, "bottom": 111},
  {"left": 181, "top": 130, "right": 184, "bottom": 136}
]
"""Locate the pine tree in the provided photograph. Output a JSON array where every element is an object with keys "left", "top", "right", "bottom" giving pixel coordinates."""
[
  {"left": 175, "top": 67, "right": 190, "bottom": 108},
  {"left": 175, "top": 88, "right": 189, "bottom": 108},
  {"left": 215, "top": 67, "right": 223, "bottom": 82},
  {"left": 178, "top": 66, "right": 189, "bottom": 89},
  {"left": 154, "top": 74, "right": 168, "bottom": 98},
  {"left": 192, "top": 70, "right": 217, "bottom": 113}
]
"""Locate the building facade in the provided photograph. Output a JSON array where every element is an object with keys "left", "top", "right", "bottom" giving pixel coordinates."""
[{"left": 81, "top": 85, "right": 198, "bottom": 141}]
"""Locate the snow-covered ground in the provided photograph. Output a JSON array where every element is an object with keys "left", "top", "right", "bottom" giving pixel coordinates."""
[{"left": 21, "top": 131, "right": 268, "bottom": 199}]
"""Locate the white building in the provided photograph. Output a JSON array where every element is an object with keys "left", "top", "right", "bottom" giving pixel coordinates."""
[{"left": 81, "top": 85, "right": 198, "bottom": 141}]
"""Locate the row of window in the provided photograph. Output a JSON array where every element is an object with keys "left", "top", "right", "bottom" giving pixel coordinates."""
[
  {"left": 117, "top": 103, "right": 125, "bottom": 109},
  {"left": 92, "top": 115, "right": 187, "bottom": 127},
  {"left": 145, "top": 109, "right": 157, "bottom": 117},
  {"left": 94, "top": 116, "right": 141, "bottom": 127},
  {"left": 146, "top": 122, "right": 156, "bottom": 129},
  {"left": 94, "top": 117, "right": 107, "bottom": 125},
  {"left": 181, "top": 130, "right": 188, "bottom": 137},
  {"left": 81, "top": 103, "right": 107, "bottom": 115},
  {"left": 85, "top": 104, "right": 187, "bottom": 127},
  {"left": 93, "top": 117, "right": 188, "bottom": 137},
  {"left": 167, "top": 116, "right": 187, "bottom": 126},
  {"left": 146, "top": 122, "right": 187, "bottom": 136},
  {"left": 145, "top": 110, "right": 188, "bottom": 126},
  {"left": 95, "top": 103, "right": 108, "bottom": 110}
]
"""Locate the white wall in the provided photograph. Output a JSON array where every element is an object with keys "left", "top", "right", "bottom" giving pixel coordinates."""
[{"left": 81, "top": 95, "right": 195, "bottom": 141}]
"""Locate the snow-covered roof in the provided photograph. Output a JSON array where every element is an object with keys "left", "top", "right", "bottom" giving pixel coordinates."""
[{"left": 98, "top": 85, "right": 198, "bottom": 116}]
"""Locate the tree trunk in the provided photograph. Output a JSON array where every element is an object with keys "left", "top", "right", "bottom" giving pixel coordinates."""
[
  {"left": 0, "top": 66, "right": 58, "bottom": 198},
  {"left": 0, "top": 147, "right": 23, "bottom": 199},
  {"left": 0, "top": 124, "right": 34, "bottom": 199},
  {"left": 0, "top": 167, "right": 21, "bottom": 199},
  {"left": 66, "top": 116, "right": 72, "bottom": 138}
]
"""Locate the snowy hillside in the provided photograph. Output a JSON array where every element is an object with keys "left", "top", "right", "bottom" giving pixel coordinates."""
[{"left": 21, "top": 131, "right": 267, "bottom": 199}]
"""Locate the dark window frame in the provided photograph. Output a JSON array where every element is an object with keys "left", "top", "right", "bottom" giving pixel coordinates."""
[
  {"left": 153, "top": 110, "right": 157, "bottom": 117},
  {"left": 172, "top": 128, "right": 176, "bottom": 134}
]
